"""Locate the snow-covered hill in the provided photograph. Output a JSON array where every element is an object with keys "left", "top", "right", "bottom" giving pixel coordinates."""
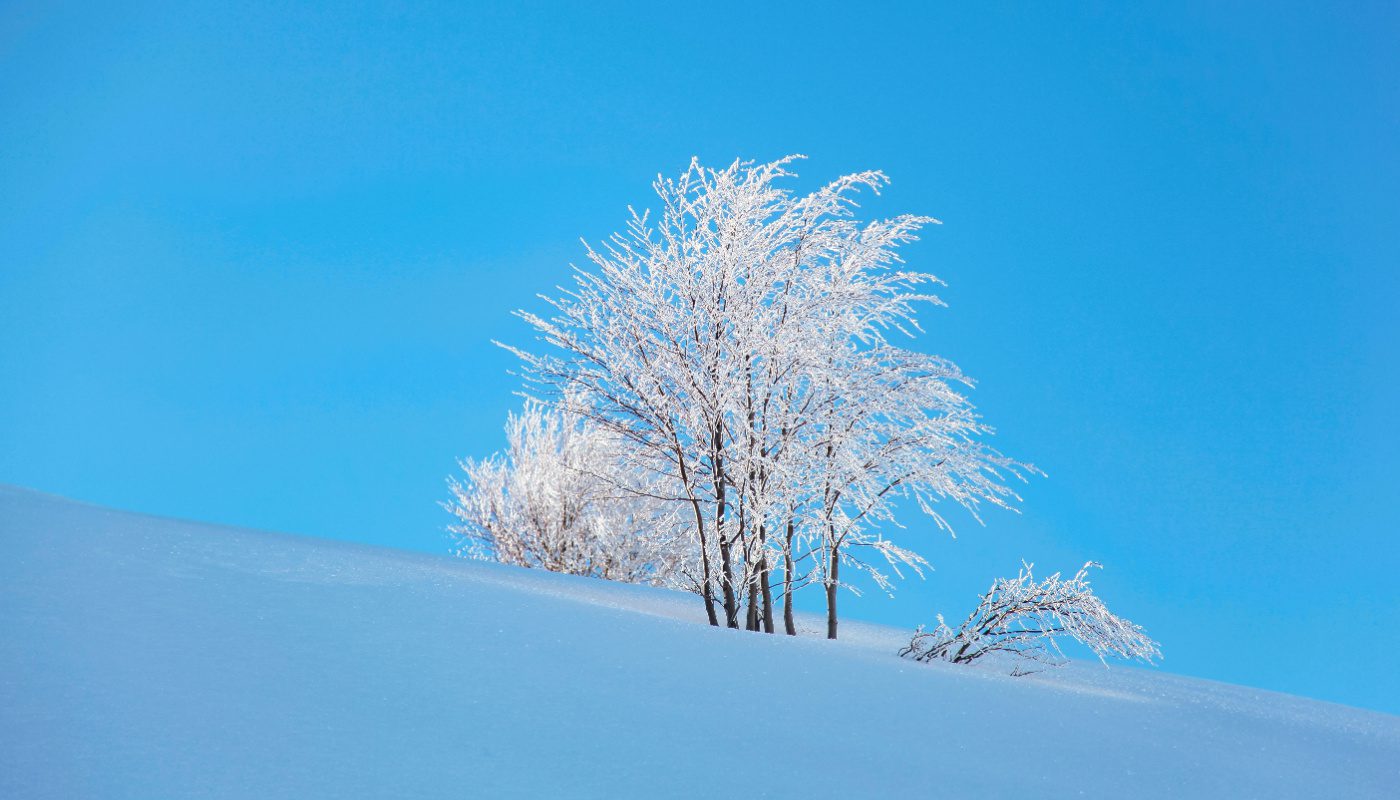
[{"left": 1, "top": 485, "right": 1396, "bottom": 798}]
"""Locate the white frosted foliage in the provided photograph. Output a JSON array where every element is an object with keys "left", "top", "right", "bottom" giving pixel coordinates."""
[
  {"left": 444, "top": 401, "right": 687, "bottom": 587},
  {"left": 900, "top": 562, "right": 1161, "bottom": 672}
]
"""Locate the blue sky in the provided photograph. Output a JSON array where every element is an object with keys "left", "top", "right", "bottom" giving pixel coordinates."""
[{"left": 2, "top": 2, "right": 1396, "bottom": 714}]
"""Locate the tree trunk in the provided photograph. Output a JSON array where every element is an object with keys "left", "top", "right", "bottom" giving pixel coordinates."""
[
  {"left": 825, "top": 546, "right": 839, "bottom": 640},
  {"left": 745, "top": 580, "right": 760, "bottom": 631},
  {"left": 718, "top": 535, "right": 738, "bottom": 627},
  {"left": 760, "top": 555, "right": 775, "bottom": 634},
  {"left": 676, "top": 448, "right": 719, "bottom": 627},
  {"left": 693, "top": 497, "right": 719, "bottom": 627},
  {"left": 783, "top": 519, "right": 797, "bottom": 636},
  {"left": 714, "top": 437, "right": 739, "bottom": 628}
]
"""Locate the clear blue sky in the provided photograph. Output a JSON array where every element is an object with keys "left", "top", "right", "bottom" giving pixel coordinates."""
[{"left": 2, "top": 2, "right": 1396, "bottom": 714}]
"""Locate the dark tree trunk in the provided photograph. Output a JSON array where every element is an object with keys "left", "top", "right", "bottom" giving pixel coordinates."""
[
  {"left": 713, "top": 434, "right": 739, "bottom": 628},
  {"left": 683, "top": 498, "right": 716, "bottom": 630},
  {"left": 760, "top": 555, "right": 775, "bottom": 634},
  {"left": 717, "top": 540, "right": 738, "bottom": 628},
  {"left": 825, "top": 546, "right": 839, "bottom": 640},
  {"left": 718, "top": 536, "right": 738, "bottom": 627},
  {"left": 783, "top": 519, "right": 797, "bottom": 636},
  {"left": 679, "top": 453, "right": 718, "bottom": 627},
  {"left": 745, "top": 580, "right": 760, "bottom": 631}
]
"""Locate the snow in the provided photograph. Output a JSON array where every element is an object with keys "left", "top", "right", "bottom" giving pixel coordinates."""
[{"left": 1, "top": 484, "right": 1396, "bottom": 798}]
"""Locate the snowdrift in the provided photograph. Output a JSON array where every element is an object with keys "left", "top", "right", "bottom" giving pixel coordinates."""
[{"left": 1, "top": 485, "right": 1395, "bottom": 798}]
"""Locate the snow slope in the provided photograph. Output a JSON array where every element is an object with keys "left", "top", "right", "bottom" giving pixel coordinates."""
[{"left": 2, "top": 485, "right": 1396, "bottom": 799}]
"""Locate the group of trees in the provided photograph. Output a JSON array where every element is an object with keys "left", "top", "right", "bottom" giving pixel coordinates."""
[{"left": 447, "top": 155, "right": 1038, "bottom": 640}]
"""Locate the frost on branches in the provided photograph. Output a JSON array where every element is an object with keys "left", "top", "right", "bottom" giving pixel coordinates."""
[
  {"left": 443, "top": 401, "right": 687, "bottom": 587},
  {"left": 497, "top": 155, "right": 1038, "bottom": 636},
  {"left": 899, "top": 562, "right": 1160, "bottom": 673}
]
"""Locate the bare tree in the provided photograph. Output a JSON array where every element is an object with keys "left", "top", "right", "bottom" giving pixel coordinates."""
[{"left": 899, "top": 562, "right": 1160, "bottom": 672}]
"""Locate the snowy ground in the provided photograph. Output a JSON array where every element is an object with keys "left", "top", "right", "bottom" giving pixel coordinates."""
[{"left": 2, "top": 484, "right": 1396, "bottom": 798}]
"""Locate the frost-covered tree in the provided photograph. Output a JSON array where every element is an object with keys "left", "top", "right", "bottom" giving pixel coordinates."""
[
  {"left": 899, "top": 562, "right": 1160, "bottom": 672},
  {"left": 504, "top": 155, "right": 1033, "bottom": 635},
  {"left": 444, "top": 401, "right": 687, "bottom": 587}
]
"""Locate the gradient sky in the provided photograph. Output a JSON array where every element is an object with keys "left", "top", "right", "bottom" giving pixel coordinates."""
[{"left": 2, "top": 2, "right": 1397, "bottom": 714}]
